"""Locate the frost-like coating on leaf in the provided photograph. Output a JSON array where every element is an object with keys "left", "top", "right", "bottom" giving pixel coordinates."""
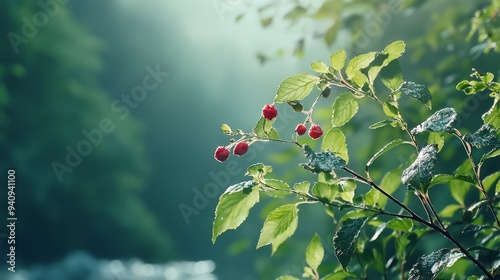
[
  {"left": 408, "top": 248, "right": 464, "bottom": 280},
  {"left": 464, "top": 124, "right": 500, "bottom": 148},
  {"left": 399, "top": 81, "right": 432, "bottom": 105},
  {"left": 300, "top": 145, "right": 346, "bottom": 173},
  {"left": 411, "top": 108, "right": 457, "bottom": 134},
  {"left": 401, "top": 145, "right": 438, "bottom": 192}
]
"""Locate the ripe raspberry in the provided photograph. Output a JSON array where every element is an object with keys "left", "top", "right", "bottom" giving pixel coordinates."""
[
  {"left": 295, "top": 124, "right": 307, "bottom": 136},
  {"left": 309, "top": 125, "right": 323, "bottom": 140},
  {"left": 214, "top": 146, "right": 230, "bottom": 162},
  {"left": 262, "top": 104, "right": 278, "bottom": 120},
  {"left": 233, "top": 142, "right": 249, "bottom": 156}
]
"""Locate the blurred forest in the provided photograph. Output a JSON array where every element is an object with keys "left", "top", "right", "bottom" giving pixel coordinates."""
[{"left": 1, "top": 0, "right": 499, "bottom": 279}]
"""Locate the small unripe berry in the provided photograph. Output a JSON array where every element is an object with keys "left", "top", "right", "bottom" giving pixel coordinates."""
[
  {"left": 214, "top": 146, "right": 230, "bottom": 162},
  {"left": 309, "top": 125, "right": 323, "bottom": 140},
  {"left": 233, "top": 142, "right": 249, "bottom": 156},
  {"left": 295, "top": 124, "right": 307, "bottom": 136},
  {"left": 262, "top": 104, "right": 278, "bottom": 120}
]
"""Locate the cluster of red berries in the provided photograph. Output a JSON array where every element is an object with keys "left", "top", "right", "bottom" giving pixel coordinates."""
[
  {"left": 214, "top": 104, "right": 323, "bottom": 162},
  {"left": 214, "top": 141, "right": 249, "bottom": 162},
  {"left": 295, "top": 123, "right": 323, "bottom": 139}
]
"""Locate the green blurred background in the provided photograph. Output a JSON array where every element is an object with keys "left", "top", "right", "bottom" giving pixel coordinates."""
[{"left": 0, "top": 0, "right": 499, "bottom": 279}]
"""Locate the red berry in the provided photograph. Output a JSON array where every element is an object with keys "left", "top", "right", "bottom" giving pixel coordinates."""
[
  {"left": 262, "top": 104, "right": 278, "bottom": 120},
  {"left": 214, "top": 146, "right": 230, "bottom": 162},
  {"left": 309, "top": 125, "right": 323, "bottom": 140},
  {"left": 295, "top": 124, "right": 307, "bottom": 136},
  {"left": 233, "top": 142, "right": 249, "bottom": 156}
]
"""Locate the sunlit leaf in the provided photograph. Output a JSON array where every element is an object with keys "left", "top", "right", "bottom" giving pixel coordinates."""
[
  {"left": 312, "top": 182, "right": 338, "bottom": 203},
  {"left": 263, "top": 179, "right": 290, "bottom": 198},
  {"left": 428, "top": 132, "right": 445, "bottom": 152},
  {"left": 321, "top": 271, "right": 357, "bottom": 280},
  {"left": 380, "top": 59, "right": 404, "bottom": 91},
  {"left": 253, "top": 116, "right": 280, "bottom": 139},
  {"left": 333, "top": 217, "right": 369, "bottom": 270},
  {"left": 331, "top": 93, "right": 359, "bottom": 127},
  {"left": 387, "top": 218, "right": 414, "bottom": 232},
  {"left": 408, "top": 249, "right": 464, "bottom": 280},
  {"left": 221, "top": 124, "right": 232, "bottom": 135},
  {"left": 322, "top": 128, "right": 349, "bottom": 163},
  {"left": 294, "top": 181, "right": 310, "bottom": 194},
  {"left": 212, "top": 181, "right": 259, "bottom": 243},
  {"left": 401, "top": 145, "right": 438, "bottom": 193},
  {"left": 439, "top": 204, "right": 462, "bottom": 218},
  {"left": 339, "top": 180, "right": 356, "bottom": 203},
  {"left": 257, "top": 204, "right": 299, "bottom": 254},
  {"left": 482, "top": 99, "right": 500, "bottom": 128},
  {"left": 330, "top": 49, "right": 347, "bottom": 71},
  {"left": 377, "top": 167, "right": 403, "bottom": 208},
  {"left": 274, "top": 73, "right": 320, "bottom": 103},
  {"left": 311, "top": 61, "right": 330, "bottom": 74},
  {"left": 306, "top": 233, "right": 324, "bottom": 271},
  {"left": 411, "top": 108, "right": 457, "bottom": 134},
  {"left": 345, "top": 52, "right": 377, "bottom": 87}
]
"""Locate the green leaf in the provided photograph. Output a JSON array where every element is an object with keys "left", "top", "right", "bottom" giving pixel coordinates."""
[
  {"left": 368, "top": 40, "right": 406, "bottom": 85},
  {"left": 331, "top": 93, "right": 359, "bottom": 127},
  {"left": 429, "top": 174, "right": 476, "bottom": 188},
  {"left": 450, "top": 160, "right": 473, "bottom": 206},
  {"left": 483, "top": 171, "right": 500, "bottom": 193},
  {"left": 312, "top": 181, "right": 338, "bottom": 203},
  {"left": 311, "top": 61, "right": 330, "bottom": 74},
  {"left": 401, "top": 145, "right": 438, "bottom": 193},
  {"left": 322, "top": 128, "right": 349, "bottom": 163},
  {"left": 399, "top": 81, "right": 432, "bottom": 108},
  {"left": 306, "top": 233, "right": 324, "bottom": 271},
  {"left": 253, "top": 116, "right": 280, "bottom": 139},
  {"left": 284, "top": 5, "right": 307, "bottom": 21},
  {"left": 377, "top": 167, "right": 403, "bottom": 208},
  {"left": 480, "top": 148, "right": 500, "bottom": 163},
  {"left": 330, "top": 49, "right": 347, "bottom": 71},
  {"left": 387, "top": 218, "right": 414, "bottom": 232},
  {"left": 286, "top": 100, "right": 304, "bottom": 112},
  {"left": 277, "top": 276, "right": 300, "bottom": 280},
  {"left": 380, "top": 59, "right": 404, "bottom": 91},
  {"left": 365, "top": 188, "right": 380, "bottom": 207},
  {"left": 366, "top": 139, "right": 407, "bottom": 170},
  {"left": 439, "top": 204, "right": 462, "bottom": 218},
  {"left": 369, "top": 119, "right": 392, "bottom": 129},
  {"left": 408, "top": 248, "right": 464, "bottom": 280},
  {"left": 345, "top": 52, "right": 377, "bottom": 87},
  {"left": 428, "top": 132, "right": 445, "bottom": 152},
  {"left": 257, "top": 204, "right": 299, "bottom": 254},
  {"left": 382, "top": 101, "right": 401, "bottom": 119},
  {"left": 301, "top": 145, "right": 347, "bottom": 174},
  {"left": 464, "top": 124, "right": 500, "bottom": 149},
  {"left": 482, "top": 99, "right": 500, "bottom": 128},
  {"left": 294, "top": 181, "right": 310, "bottom": 194},
  {"left": 411, "top": 108, "right": 457, "bottom": 134},
  {"left": 263, "top": 179, "right": 291, "bottom": 197},
  {"left": 333, "top": 217, "right": 369, "bottom": 270},
  {"left": 245, "top": 163, "right": 272, "bottom": 179},
  {"left": 221, "top": 124, "right": 232, "bottom": 135},
  {"left": 339, "top": 180, "right": 356, "bottom": 203},
  {"left": 321, "top": 271, "right": 357, "bottom": 280},
  {"left": 212, "top": 181, "right": 259, "bottom": 243},
  {"left": 274, "top": 73, "right": 320, "bottom": 103},
  {"left": 324, "top": 23, "right": 340, "bottom": 46}
]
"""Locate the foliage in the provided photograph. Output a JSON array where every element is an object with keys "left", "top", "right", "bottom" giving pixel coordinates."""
[
  {"left": 212, "top": 41, "right": 500, "bottom": 279},
  {"left": 0, "top": 1, "right": 172, "bottom": 263}
]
